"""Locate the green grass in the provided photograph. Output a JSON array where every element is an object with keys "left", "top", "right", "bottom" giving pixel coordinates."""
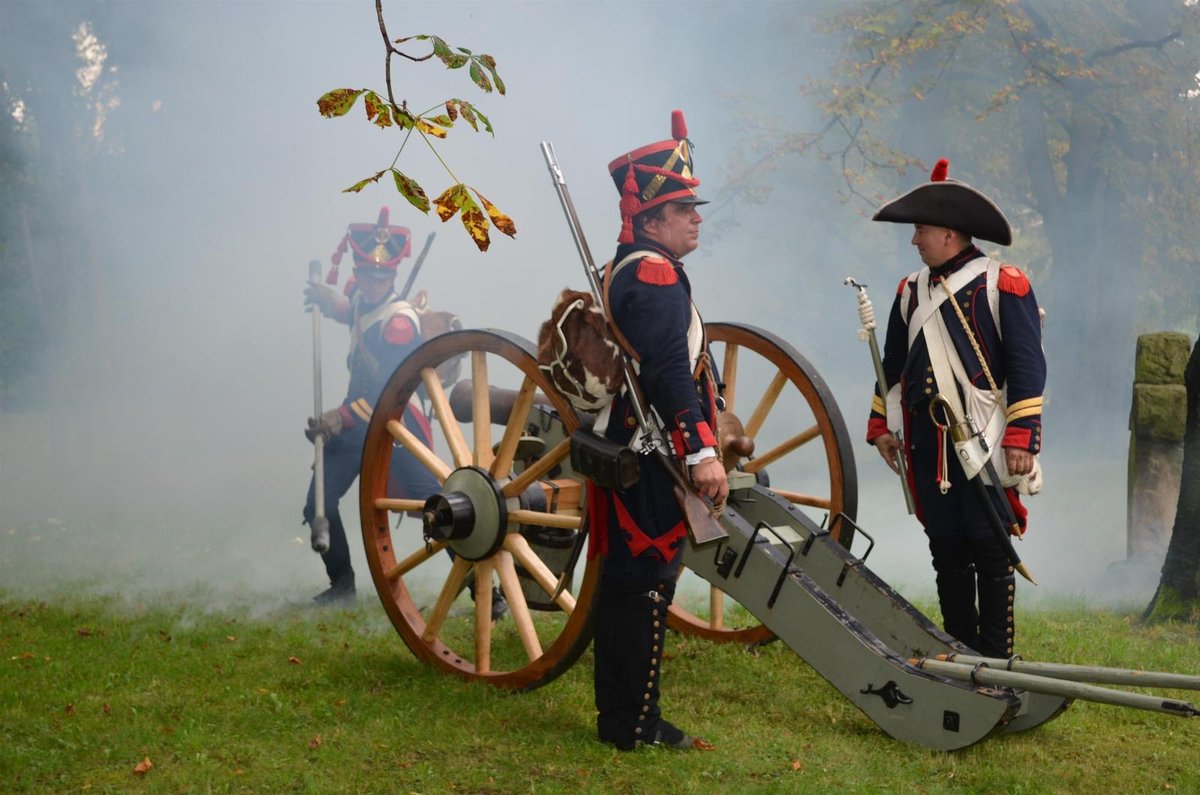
[{"left": 2, "top": 591, "right": 1198, "bottom": 794}]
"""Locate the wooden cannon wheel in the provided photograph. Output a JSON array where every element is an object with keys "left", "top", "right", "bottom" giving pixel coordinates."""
[
  {"left": 359, "top": 329, "right": 597, "bottom": 691},
  {"left": 667, "top": 322, "right": 859, "bottom": 643}
]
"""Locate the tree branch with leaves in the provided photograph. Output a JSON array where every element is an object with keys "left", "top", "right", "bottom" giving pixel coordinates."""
[{"left": 316, "top": 0, "right": 515, "bottom": 252}]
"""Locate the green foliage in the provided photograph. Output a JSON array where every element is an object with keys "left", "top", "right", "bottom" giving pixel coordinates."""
[
  {"left": 2, "top": 594, "right": 1199, "bottom": 792},
  {"left": 317, "top": 11, "right": 517, "bottom": 253}
]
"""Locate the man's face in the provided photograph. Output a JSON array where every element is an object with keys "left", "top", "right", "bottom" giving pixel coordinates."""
[
  {"left": 642, "top": 201, "right": 702, "bottom": 259},
  {"left": 353, "top": 267, "right": 395, "bottom": 304},
  {"left": 910, "top": 224, "right": 961, "bottom": 268}
]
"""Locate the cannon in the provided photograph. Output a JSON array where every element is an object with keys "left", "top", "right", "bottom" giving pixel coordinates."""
[{"left": 356, "top": 322, "right": 1197, "bottom": 751}]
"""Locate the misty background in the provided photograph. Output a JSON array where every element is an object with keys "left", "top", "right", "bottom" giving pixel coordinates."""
[{"left": 1, "top": 1, "right": 1194, "bottom": 612}]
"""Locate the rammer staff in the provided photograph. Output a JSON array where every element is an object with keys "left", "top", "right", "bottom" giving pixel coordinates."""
[
  {"left": 308, "top": 259, "right": 331, "bottom": 554},
  {"left": 844, "top": 277, "right": 916, "bottom": 515}
]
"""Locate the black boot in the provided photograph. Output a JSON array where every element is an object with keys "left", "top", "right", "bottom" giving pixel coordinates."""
[
  {"left": 971, "top": 537, "right": 1016, "bottom": 658},
  {"left": 594, "top": 578, "right": 673, "bottom": 750},
  {"left": 313, "top": 577, "right": 356, "bottom": 607},
  {"left": 928, "top": 536, "right": 979, "bottom": 650}
]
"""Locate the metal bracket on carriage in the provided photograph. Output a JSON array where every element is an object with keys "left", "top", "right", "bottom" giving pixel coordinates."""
[{"left": 860, "top": 680, "right": 914, "bottom": 709}]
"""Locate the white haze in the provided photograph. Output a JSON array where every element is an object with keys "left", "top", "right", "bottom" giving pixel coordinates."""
[{"left": 0, "top": 0, "right": 1166, "bottom": 613}]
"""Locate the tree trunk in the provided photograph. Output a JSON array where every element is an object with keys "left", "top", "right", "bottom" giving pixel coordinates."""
[{"left": 1144, "top": 339, "right": 1200, "bottom": 622}]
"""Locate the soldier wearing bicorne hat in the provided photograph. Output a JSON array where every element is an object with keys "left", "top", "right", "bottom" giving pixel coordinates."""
[
  {"left": 866, "top": 159, "right": 1046, "bottom": 659},
  {"left": 586, "top": 111, "right": 723, "bottom": 751},
  {"left": 302, "top": 208, "right": 446, "bottom": 606}
]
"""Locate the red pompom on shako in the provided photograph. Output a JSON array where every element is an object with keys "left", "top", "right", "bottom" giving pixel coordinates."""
[
  {"left": 326, "top": 206, "right": 413, "bottom": 286},
  {"left": 608, "top": 110, "right": 708, "bottom": 244}
]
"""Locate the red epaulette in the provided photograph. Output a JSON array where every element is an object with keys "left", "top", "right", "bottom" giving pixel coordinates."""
[
  {"left": 382, "top": 314, "right": 417, "bottom": 345},
  {"left": 997, "top": 265, "right": 1031, "bottom": 297},
  {"left": 896, "top": 276, "right": 908, "bottom": 295},
  {"left": 636, "top": 256, "right": 678, "bottom": 286}
]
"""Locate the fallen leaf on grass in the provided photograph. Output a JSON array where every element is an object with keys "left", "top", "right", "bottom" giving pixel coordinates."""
[
  {"left": 77, "top": 627, "right": 93, "bottom": 636},
  {"left": 226, "top": 636, "right": 237, "bottom": 642},
  {"left": 288, "top": 656, "right": 303, "bottom": 665},
  {"left": 333, "top": 698, "right": 347, "bottom": 707},
  {"left": 103, "top": 703, "right": 112, "bottom": 715},
  {"left": 791, "top": 759, "right": 803, "bottom": 772},
  {"left": 308, "top": 735, "right": 322, "bottom": 750},
  {"left": 133, "top": 757, "right": 153, "bottom": 776},
  {"left": 65, "top": 704, "right": 75, "bottom": 716}
]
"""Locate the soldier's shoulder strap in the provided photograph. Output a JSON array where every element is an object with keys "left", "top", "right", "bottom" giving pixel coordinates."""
[{"left": 601, "top": 250, "right": 658, "bottom": 364}]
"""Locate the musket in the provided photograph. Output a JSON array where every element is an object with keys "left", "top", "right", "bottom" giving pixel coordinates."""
[
  {"left": 308, "top": 260, "right": 331, "bottom": 554},
  {"left": 845, "top": 277, "right": 916, "bottom": 514},
  {"left": 398, "top": 232, "right": 436, "bottom": 302},
  {"left": 540, "top": 140, "right": 727, "bottom": 546},
  {"left": 929, "top": 393, "right": 1037, "bottom": 585}
]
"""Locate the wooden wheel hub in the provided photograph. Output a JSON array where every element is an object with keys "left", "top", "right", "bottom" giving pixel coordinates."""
[{"left": 422, "top": 466, "right": 508, "bottom": 561}]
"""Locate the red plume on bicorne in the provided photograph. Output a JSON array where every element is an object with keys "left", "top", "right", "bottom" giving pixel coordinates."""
[
  {"left": 376, "top": 206, "right": 390, "bottom": 227},
  {"left": 617, "top": 161, "right": 641, "bottom": 244},
  {"left": 671, "top": 109, "right": 687, "bottom": 141},
  {"left": 930, "top": 158, "right": 949, "bottom": 182}
]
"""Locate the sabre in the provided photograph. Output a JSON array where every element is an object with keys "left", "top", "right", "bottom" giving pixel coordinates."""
[
  {"left": 308, "top": 259, "right": 331, "bottom": 554},
  {"left": 540, "top": 140, "right": 726, "bottom": 546},
  {"left": 929, "top": 394, "right": 1037, "bottom": 585},
  {"left": 844, "top": 277, "right": 916, "bottom": 514}
]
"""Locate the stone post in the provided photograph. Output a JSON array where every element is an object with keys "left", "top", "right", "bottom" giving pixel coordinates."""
[{"left": 1127, "top": 332, "right": 1193, "bottom": 561}]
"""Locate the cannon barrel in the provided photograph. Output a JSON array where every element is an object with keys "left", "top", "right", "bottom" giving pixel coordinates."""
[{"left": 448, "top": 379, "right": 554, "bottom": 425}]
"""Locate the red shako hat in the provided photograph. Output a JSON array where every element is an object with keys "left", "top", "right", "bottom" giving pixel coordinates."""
[
  {"left": 325, "top": 206, "right": 413, "bottom": 285},
  {"left": 608, "top": 110, "right": 708, "bottom": 244}
]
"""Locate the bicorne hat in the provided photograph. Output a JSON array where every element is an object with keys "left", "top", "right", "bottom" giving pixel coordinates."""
[
  {"left": 325, "top": 206, "right": 413, "bottom": 285},
  {"left": 872, "top": 159, "right": 1012, "bottom": 246},
  {"left": 608, "top": 110, "right": 708, "bottom": 244}
]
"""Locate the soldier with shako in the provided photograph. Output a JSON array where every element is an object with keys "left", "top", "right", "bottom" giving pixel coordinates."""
[
  {"left": 584, "top": 111, "right": 724, "bottom": 751},
  {"left": 866, "top": 159, "right": 1046, "bottom": 659},
  {"left": 302, "top": 208, "right": 445, "bottom": 606}
]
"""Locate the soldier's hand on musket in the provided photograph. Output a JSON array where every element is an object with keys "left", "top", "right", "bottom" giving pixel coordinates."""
[
  {"left": 691, "top": 455, "right": 729, "bottom": 504},
  {"left": 1005, "top": 447, "right": 1034, "bottom": 477},
  {"left": 304, "top": 283, "right": 348, "bottom": 316},
  {"left": 873, "top": 433, "right": 903, "bottom": 475},
  {"left": 305, "top": 408, "right": 344, "bottom": 443}
]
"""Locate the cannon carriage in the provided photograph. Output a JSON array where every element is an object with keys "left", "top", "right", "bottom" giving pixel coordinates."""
[{"left": 356, "top": 320, "right": 1198, "bottom": 751}]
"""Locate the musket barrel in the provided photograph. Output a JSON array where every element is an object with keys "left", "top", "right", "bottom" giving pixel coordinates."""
[
  {"left": 937, "top": 653, "right": 1200, "bottom": 691},
  {"left": 912, "top": 658, "right": 1200, "bottom": 717}
]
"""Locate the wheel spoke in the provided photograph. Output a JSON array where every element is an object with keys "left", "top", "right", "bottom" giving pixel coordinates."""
[
  {"left": 721, "top": 342, "right": 739, "bottom": 414},
  {"left": 495, "top": 550, "right": 543, "bottom": 660},
  {"left": 504, "top": 534, "right": 577, "bottom": 613},
  {"left": 741, "top": 423, "right": 822, "bottom": 473},
  {"left": 489, "top": 376, "right": 538, "bottom": 479},
  {"left": 772, "top": 489, "right": 832, "bottom": 510},
  {"left": 471, "top": 352, "right": 494, "bottom": 469},
  {"left": 386, "top": 540, "right": 446, "bottom": 581},
  {"left": 500, "top": 438, "right": 572, "bottom": 498},
  {"left": 473, "top": 558, "right": 495, "bottom": 673},
  {"left": 507, "top": 509, "right": 582, "bottom": 531},
  {"left": 422, "top": 367, "right": 471, "bottom": 469},
  {"left": 374, "top": 497, "right": 425, "bottom": 513},
  {"left": 421, "top": 555, "right": 472, "bottom": 644},
  {"left": 387, "top": 419, "right": 452, "bottom": 483},
  {"left": 710, "top": 588, "right": 725, "bottom": 630},
  {"left": 744, "top": 370, "right": 789, "bottom": 438}
]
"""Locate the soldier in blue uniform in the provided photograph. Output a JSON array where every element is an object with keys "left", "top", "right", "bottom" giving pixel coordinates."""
[
  {"left": 587, "top": 111, "right": 725, "bottom": 751},
  {"left": 302, "top": 208, "right": 443, "bottom": 606},
  {"left": 866, "top": 159, "right": 1046, "bottom": 658}
]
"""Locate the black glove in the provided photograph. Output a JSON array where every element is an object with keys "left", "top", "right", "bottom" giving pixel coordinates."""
[{"left": 305, "top": 408, "right": 344, "bottom": 443}]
